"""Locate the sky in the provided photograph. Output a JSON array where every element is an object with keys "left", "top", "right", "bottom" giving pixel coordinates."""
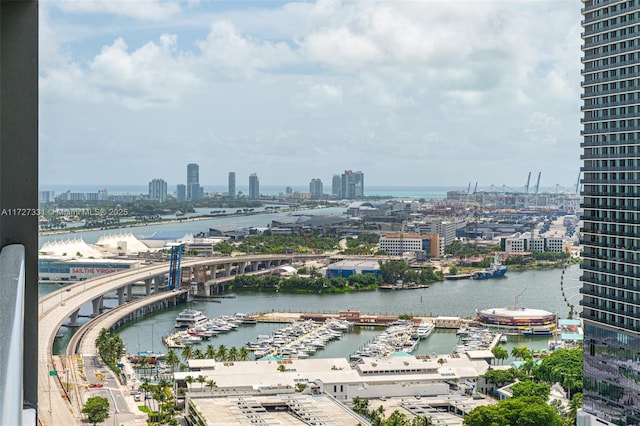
[{"left": 39, "top": 0, "right": 583, "bottom": 191}]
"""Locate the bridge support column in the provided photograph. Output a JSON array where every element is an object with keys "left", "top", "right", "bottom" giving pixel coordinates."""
[
  {"left": 251, "top": 261, "right": 259, "bottom": 271},
  {"left": 224, "top": 263, "right": 231, "bottom": 277},
  {"left": 127, "top": 284, "right": 133, "bottom": 301},
  {"left": 265, "top": 260, "right": 273, "bottom": 269},
  {"left": 117, "top": 287, "right": 125, "bottom": 305},
  {"left": 91, "top": 296, "right": 104, "bottom": 316},
  {"left": 68, "top": 309, "right": 80, "bottom": 327},
  {"left": 145, "top": 278, "right": 152, "bottom": 296},
  {"left": 154, "top": 276, "right": 160, "bottom": 293},
  {"left": 237, "top": 262, "right": 246, "bottom": 274},
  {"left": 197, "top": 283, "right": 207, "bottom": 297}
]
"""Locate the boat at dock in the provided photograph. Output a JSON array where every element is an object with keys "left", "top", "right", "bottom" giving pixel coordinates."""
[
  {"left": 522, "top": 326, "right": 553, "bottom": 336},
  {"left": 378, "top": 280, "right": 429, "bottom": 290},
  {"left": 245, "top": 318, "right": 347, "bottom": 360},
  {"left": 471, "top": 254, "right": 507, "bottom": 280},
  {"left": 174, "top": 309, "right": 209, "bottom": 328},
  {"left": 350, "top": 320, "right": 422, "bottom": 361},
  {"left": 417, "top": 321, "right": 435, "bottom": 339}
]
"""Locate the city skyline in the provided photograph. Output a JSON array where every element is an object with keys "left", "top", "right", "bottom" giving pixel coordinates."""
[{"left": 39, "top": 1, "right": 582, "bottom": 188}]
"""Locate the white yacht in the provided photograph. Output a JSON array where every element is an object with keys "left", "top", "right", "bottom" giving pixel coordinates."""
[
  {"left": 174, "top": 309, "right": 209, "bottom": 328},
  {"left": 417, "top": 321, "right": 435, "bottom": 339}
]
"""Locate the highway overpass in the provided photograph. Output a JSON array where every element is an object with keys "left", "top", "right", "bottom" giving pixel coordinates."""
[{"left": 38, "top": 253, "right": 325, "bottom": 425}]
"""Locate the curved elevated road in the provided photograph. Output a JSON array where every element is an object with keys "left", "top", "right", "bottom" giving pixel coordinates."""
[{"left": 38, "top": 254, "right": 322, "bottom": 425}]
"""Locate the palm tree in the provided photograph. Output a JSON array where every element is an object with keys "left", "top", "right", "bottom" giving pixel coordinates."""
[
  {"left": 491, "top": 346, "right": 509, "bottom": 365},
  {"left": 192, "top": 348, "right": 203, "bottom": 359},
  {"left": 165, "top": 349, "right": 179, "bottom": 373},
  {"left": 205, "top": 344, "right": 216, "bottom": 359},
  {"left": 196, "top": 375, "right": 206, "bottom": 392},
  {"left": 568, "top": 392, "right": 583, "bottom": 424},
  {"left": 206, "top": 379, "right": 217, "bottom": 393},
  {"left": 228, "top": 346, "right": 238, "bottom": 362},
  {"left": 511, "top": 345, "right": 531, "bottom": 361},
  {"left": 181, "top": 345, "right": 193, "bottom": 361},
  {"left": 152, "top": 385, "right": 165, "bottom": 421},
  {"left": 238, "top": 346, "right": 250, "bottom": 361},
  {"left": 437, "top": 358, "right": 447, "bottom": 367},
  {"left": 184, "top": 375, "right": 194, "bottom": 393},
  {"left": 352, "top": 397, "right": 370, "bottom": 416},
  {"left": 140, "top": 380, "right": 152, "bottom": 409},
  {"left": 563, "top": 374, "right": 578, "bottom": 399},
  {"left": 216, "top": 345, "right": 228, "bottom": 362}
]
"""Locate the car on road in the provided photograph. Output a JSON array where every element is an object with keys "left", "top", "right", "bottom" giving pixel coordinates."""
[{"left": 88, "top": 383, "right": 104, "bottom": 389}]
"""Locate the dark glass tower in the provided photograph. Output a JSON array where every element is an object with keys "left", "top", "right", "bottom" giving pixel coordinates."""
[
  {"left": 249, "top": 173, "right": 259, "bottom": 200},
  {"left": 580, "top": 1, "right": 640, "bottom": 424},
  {"left": 228, "top": 171, "right": 236, "bottom": 199},
  {"left": 187, "top": 163, "right": 200, "bottom": 201}
]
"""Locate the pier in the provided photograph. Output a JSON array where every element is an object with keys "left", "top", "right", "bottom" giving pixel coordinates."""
[{"left": 253, "top": 310, "right": 477, "bottom": 329}]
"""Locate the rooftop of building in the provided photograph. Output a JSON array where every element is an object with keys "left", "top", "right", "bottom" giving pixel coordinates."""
[{"left": 477, "top": 307, "right": 554, "bottom": 318}]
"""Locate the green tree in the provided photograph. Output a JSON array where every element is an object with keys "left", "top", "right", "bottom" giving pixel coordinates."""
[
  {"left": 491, "top": 346, "right": 509, "bottom": 365},
  {"left": 165, "top": 349, "right": 180, "bottom": 372},
  {"left": 181, "top": 345, "right": 193, "bottom": 361},
  {"left": 567, "top": 392, "right": 583, "bottom": 425},
  {"left": 511, "top": 345, "right": 532, "bottom": 361},
  {"left": 205, "top": 344, "right": 216, "bottom": 359},
  {"left": 206, "top": 379, "right": 217, "bottom": 393},
  {"left": 379, "top": 260, "right": 410, "bottom": 284},
  {"left": 238, "top": 346, "right": 251, "bottom": 361},
  {"left": 533, "top": 348, "right": 583, "bottom": 397},
  {"left": 510, "top": 380, "right": 550, "bottom": 400},
  {"left": 483, "top": 369, "right": 516, "bottom": 387},
  {"left": 352, "top": 396, "right": 370, "bottom": 416},
  {"left": 82, "top": 395, "right": 110, "bottom": 425},
  {"left": 216, "top": 344, "right": 228, "bottom": 361},
  {"left": 94, "top": 328, "right": 125, "bottom": 374},
  {"left": 184, "top": 375, "right": 194, "bottom": 391},
  {"left": 228, "top": 346, "right": 238, "bottom": 361},
  {"left": 463, "top": 396, "right": 563, "bottom": 426},
  {"left": 196, "top": 374, "right": 206, "bottom": 391}
]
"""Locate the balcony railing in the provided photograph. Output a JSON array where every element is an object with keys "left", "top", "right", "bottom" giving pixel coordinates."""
[{"left": 0, "top": 244, "right": 33, "bottom": 425}]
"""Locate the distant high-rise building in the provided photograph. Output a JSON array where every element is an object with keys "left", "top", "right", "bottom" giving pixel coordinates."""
[
  {"left": 332, "top": 175, "right": 341, "bottom": 197},
  {"left": 186, "top": 163, "right": 201, "bottom": 201},
  {"left": 249, "top": 173, "right": 259, "bottom": 200},
  {"left": 228, "top": 172, "right": 236, "bottom": 199},
  {"left": 353, "top": 171, "right": 364, "bottom": 197},
  {"left": 340, "top": 170, "right": 364, "bottom": 199},
  {"left": 579, "top": 3, "right": 640, "bottom": 425},
  {"left": 309, "top": 178, "right": 323, "bottom": 199},
  {"left": 39, "top": 190, "right": 55, "bottom": 204},
  {"left": 176, "top": 184, "right": 186, "bottom": 202},
  {"left": 148, "top": 178, "right": 167, "bottom": 202}
]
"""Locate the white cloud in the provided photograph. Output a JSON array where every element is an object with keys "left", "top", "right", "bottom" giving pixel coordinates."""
[
  {"left": 39, "top": 0, "right": 583, "bottom": 187},
  {"left": 54, "top": 0, "right": 182, "bottom": 21},
  {"left": 196, "top": 20, "right": 299, "bottom": 76}
]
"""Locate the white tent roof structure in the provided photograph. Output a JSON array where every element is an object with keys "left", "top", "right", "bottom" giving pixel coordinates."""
[
  {"left": 95, "top": 233, "right": 152, "bottom": 254},
  {"left": 39, "top": 238, "right": 105, "bottom": 260}
]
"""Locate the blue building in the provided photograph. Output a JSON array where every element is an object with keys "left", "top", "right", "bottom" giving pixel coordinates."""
[{"left": 326, "top": 260, "right": 380, "bottom": 279}]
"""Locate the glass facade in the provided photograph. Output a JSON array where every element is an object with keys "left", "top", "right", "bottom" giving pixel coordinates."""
[{"left": 581, "top": 0, "right": 640, "bottom": 424}]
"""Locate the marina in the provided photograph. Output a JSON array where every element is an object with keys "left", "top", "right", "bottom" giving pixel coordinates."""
[
  {"left": 42, "top": 264, "right": 582, "bottom": 362},
  {"left": 164, "top": 312, "right": 258, "bottom": 348}
]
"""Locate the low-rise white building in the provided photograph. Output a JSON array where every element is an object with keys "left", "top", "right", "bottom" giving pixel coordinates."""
[
  {"left": 176, "top": 353, "right": 490, "bottom": 402},
  {"left": 380, "top": 233, "right": 440, "bottom": 258},
  {"left": 501, "top": 235, "right": 568, "bottom": 254}
]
